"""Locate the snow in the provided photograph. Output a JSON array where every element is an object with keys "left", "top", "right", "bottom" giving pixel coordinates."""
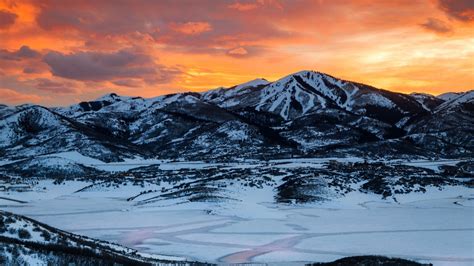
[
  {"left": 216, "top": 121, "right": 251, "bottom": 141},
  {"left": 410, "top": 92, "right": 438, "bottom": 111},
  {"left": 179, "top": 232, "right": 297, "bottom": 246},
  {"left": 96, "top": 93, "right": 133, "bottom": 102},
  {"left": 296, "top": 89, "right": 315, "bottom": 113},
  {"left": 435, "top": 90, "right": 474, "bottom": 112},
  {"left": 341, "top": 85, "right": 359, "bottom": 110},
  {"left": 232, "top": 78, "right": 269, "bottom": 93},
  {"left": 437, "top": 92, "right": 462, "bottom": 101},
  {"left": 36, "top": 151, "right": 166, "bottom": 171},
  {"left": 0, "top": 158, "right": 472, "bottom": 265},
  {"left": 357, "top": 93, "right": 395, "bottom": 109},
  {"left": 254, "top": 72, "right": 333, "bottom": 120},
  {"left": 41, "top": 151, "right": 106, "bottom": 165},
  {"left": 205, "top": 78, "right": 268, "bottom": 98},
  {"left": 296, "top": 231, "right": 473, "bottom": 264},
  {"left": 388, "top": 158, "right": 460, "bottom": 172}
]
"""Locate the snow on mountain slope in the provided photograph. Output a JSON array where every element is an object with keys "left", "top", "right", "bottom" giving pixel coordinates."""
[
  {"left": 405, "top": 91, "right": 474, "bottom": 154},
  {"left": 437, "top": 91, "right": 464, "bottom": 101},
  {"left": 0, "top": 70, "right": 472, "bottom": 162},
  {"left": 55, "top": 93, "right": 135, "bottom": 116},
  {"left": 0, "top": 156, "right": 102, "bottom": 178},
  {"left": 201, "top": 78, "right": 269, "bottom": 108},
  {"left": 410, "top": 93, "right": 444, "bottom": 111},
  {"left": 434, "top": 90, "right": 474, "bottom": 112},
  {"left": 0, "top": 105, "right": 147, "bottom": 162},
  {"left": 202, "top": 70, "right": 426, "bottom": 124},
  {"left": 0, "top": 105, "right": 68, "bottom": 148},
  {"left": 254, "top": 71, "right": 331, "bottom": 119}
]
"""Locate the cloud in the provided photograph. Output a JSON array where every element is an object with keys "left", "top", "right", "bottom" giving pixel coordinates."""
[
  {"left": 36, "top": 7, "right": 93, "bottom": 31},
  {"left": 0, "top": 46, "right": 46, "bottom": 77},
  {"left": 170, "top": 22, "right": 212, "bottom": 35},
  {"left": 0, "top": 88, "right": 41, "bottom": 104},
  {"left": 16, "top": 46, "right": 41, "bottom": 58},
  {"left": 0, "top": 46, "right": 41, "bottom": 61},
  {"left": 23, "top": 67, "right": 45, "bottom": 74},
  {"left": 35, "top": 78, "right": 77, "bottom": 94},
  {"left": 33, "top": 1, "right": 291, "bottom": 55},
  {"left": 438, "top": 0, "right": 474, "bottom": 21},
  {"left": 43, "top": 48, "right": 181, "bottom": 84},
  {"left": 228, "top": 2, "right": 260, "bottom": 11},
  {"left": 0, "top": 10, "right": 17, "bottom": 29},
  {"left": 112, "top": 79, "right": 142, "bottom": 87},
  {"left": 420, "top": 18, "right": 453, "bottom": 34},
  {"left": 228, "top": 47, "right": 249, "bottom": 56},
  {"left": 0, "top": 0, "right": 471, "bottom": 106},
  {"left": 226, "top": 46, "right": 266, "bottom": 58}
]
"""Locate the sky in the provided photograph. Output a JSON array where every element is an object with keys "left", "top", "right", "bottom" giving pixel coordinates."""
[{"left": 0, "top": 0, "right": 473, "bottom": 106}]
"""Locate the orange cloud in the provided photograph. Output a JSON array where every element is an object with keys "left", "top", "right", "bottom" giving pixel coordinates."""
[
  {"left": 437, "top": 0, "right": 474, "bottom": 22},
  {"left": 228, "top": 2, "right": 259, "bottom": 11},
  {"left": 0, "top": 0, "right": 472, "bottom": 106},
  {"left": 0, "top": 88, "right": 41, "bottom": 104},
  {"left": 228, "top": 47, "right": 248, "bottom": 56},
  {"left": 170, "top": 22, "right": 212, "bottom": 35}
]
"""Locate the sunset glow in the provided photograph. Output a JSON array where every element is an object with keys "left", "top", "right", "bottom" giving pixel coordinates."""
[{"left": 0, "top": 0, "right": 473, "bottom": 106}]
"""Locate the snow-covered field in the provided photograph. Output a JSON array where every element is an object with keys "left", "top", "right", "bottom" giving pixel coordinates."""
[{"left": 0, "top": 158, "right": 473, "bottom": 265}]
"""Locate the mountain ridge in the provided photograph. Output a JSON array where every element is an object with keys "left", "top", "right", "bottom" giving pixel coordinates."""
[{"left": 0, "top": 70, "right": 472, "bottom": 162}]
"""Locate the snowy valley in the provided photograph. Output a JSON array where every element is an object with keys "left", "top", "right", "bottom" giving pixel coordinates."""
[{"left": 0, "top": 71, "right": 473, "bottom": 265}]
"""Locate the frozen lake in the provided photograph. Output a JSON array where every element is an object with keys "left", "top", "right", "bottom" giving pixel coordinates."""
[
  {"left": 1, "top": 183, "right": 472, "bottom": 265},
  {"left": 0, "top": 158, "right": 473, "bottom": 265}
]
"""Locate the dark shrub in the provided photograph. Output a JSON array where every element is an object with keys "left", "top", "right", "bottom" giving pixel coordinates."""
[
  {"left": 40, "top": 230, "right": 51, "bottom": 241},
  {"left": 18, "top": 228, "right": 31, "bottom": 239}
]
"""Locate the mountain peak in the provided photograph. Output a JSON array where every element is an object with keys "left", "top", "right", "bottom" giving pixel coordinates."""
[
  {"left": 1, "top": 70, "right": 472, "bottom": 163},
  {"left": 233, "top": 78, "right": 269, "bottom": 90},
  {"left": 276, "top": 70, "right": 319, "bottom": 81},
  {"left": 435, "top": 90, "right": 474, "bottom": 112},
  {"left": 437, "top": 91, "right": 463, "bottom": 101},
  {"left": 95, "top": 93, "right": 132, "bottom": 102}
]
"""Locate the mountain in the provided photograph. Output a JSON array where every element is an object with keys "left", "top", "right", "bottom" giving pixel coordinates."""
[
  {"left": 0, "top": 70, "right": 472, "bottom": 162},
  {"left": 405, "top": 90, "right": 474, "bottom": 156}
]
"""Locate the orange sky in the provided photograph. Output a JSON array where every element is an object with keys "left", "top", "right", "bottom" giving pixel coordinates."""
[{"left": 0, "top": 0, "right": 473, "bottom": 106}]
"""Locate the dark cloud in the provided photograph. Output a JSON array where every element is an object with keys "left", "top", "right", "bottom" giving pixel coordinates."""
[
  {"left": 438, "top": 0, "right": 474, "bottom": 21},
  {"left": 112, "top": 79, "right": 142, "bottom": 87},
  {"left": 420, "top": 18, "right": 453, "bottom": 34},
  {"left": 0, "top": 46, "right": 41, "bottom": 61},
  {"left": 34, "top": 1, "right": 292, "bottom": 55},
  {"left": 36, "top": 9, "right": 86, "bottom": 30},
  {"left": 36, "top": 2, "right": 154, "bottom": 34},
  {"left": 0, "top": 10, "right": 17, "bottom": 29},
  {"left": 16, "top": 46, "right": 41, "bottom": 58},
  {"left": 43, "top": 48, "right": 181, "bottom": 84},
  {"left": 35, "top": 78, "right": 77, "bottom": 94},
  {"left": 23, "top": 67, "right": 45, "bottom": 74},
  {"left": 30, "top": 0, "right": 470, "bottom": 60}
]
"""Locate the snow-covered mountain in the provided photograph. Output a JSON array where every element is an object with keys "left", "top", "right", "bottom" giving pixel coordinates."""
[{"left": 0, "top": 70, "right": 472, "bottom": 162}]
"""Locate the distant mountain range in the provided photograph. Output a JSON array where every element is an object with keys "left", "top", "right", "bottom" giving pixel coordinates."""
[{"left": 1, "top": 70, "right": 473, "bottom": 162}]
